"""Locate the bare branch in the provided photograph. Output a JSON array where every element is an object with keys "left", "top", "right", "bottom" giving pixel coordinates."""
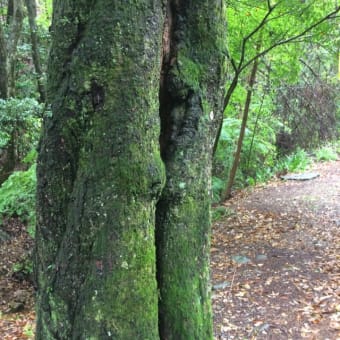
[{"left": 299, "top": 58, "right": 319, "bottom": 78}]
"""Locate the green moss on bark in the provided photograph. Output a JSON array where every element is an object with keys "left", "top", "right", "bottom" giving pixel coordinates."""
[
  {"left": 156, "top": 1, "right": 227, "bottom": 339},
  {"left": 35, "top": 1, "right": 165, "bottom": 339}
]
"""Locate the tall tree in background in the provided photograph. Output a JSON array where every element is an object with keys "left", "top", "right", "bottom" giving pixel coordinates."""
[
  {"left": 0, "top": 22, "right": 7, "bottom": 99},
  {"left": 6, "top": 0, "right": 23, "bottom": 97},
  {"left": 35, "top": 1, "right": 226, "bottom": 339},
  {"left": 25, "top": 0, "right": 46, "bottom": 102},
  {"left": 0, "top": 0, "right": 24, "bottom": 98}
]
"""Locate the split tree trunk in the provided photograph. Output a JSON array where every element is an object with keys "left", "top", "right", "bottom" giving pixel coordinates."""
[{"left": 35, "top": 1, "right": 226, "bottom": 339}]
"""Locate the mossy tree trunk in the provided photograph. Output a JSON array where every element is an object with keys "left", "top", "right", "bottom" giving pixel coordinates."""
[
  {"left": 156, "top": 1, "right": 226, "bottom": 339},
  {"left": 35, "top": 1, "right": 165, "bottom": 338},
  {"left": 35, "top": 0, "right": 226, "bottom": 339}
]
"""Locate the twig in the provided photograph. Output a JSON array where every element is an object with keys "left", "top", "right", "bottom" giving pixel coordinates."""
[{"left": 227, "top": 267, "right": 237, "bottom": 300}]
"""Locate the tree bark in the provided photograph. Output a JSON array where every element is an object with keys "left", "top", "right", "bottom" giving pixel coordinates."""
[
  {"left": 35, "top": 1, "right": 227, "bottom": 339},
  {"left": 7, "top": 0, "right": 24, "bottom": 97},
  {"left": 0, "top": 22, "right": 14, "bottom": 185},
  {"left": 156, "top": 1, "right": 226, "bottom": 338},
  {"left": 35, "top": 1, "right": 165, "bottom": 338},
  {"left": 25, "top": 0, "right": 46, "bottom": 102},
  {"left": 0, "top": 22, "right": 7, "bottom": 99},
  {"left": 6, "top": 0, "right": 14, "bottom": 25}
]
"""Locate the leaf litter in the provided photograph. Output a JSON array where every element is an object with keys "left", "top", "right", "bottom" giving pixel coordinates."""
[{"left": 212, "top": 161, "right": 340, "bottom": 340}]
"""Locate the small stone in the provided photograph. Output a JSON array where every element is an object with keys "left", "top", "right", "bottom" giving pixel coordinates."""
[
  {"left": 256, "top": 254, "right": 268, "bottom": 261},
  {"left": 212, "top": 281, "right": 230, "bottom": 291},
  {"left": 281, "top": 172, "right": 320, "bottom": 181},
  {"left": 232, "top": 255, "right": 251, "bottom": 264}
]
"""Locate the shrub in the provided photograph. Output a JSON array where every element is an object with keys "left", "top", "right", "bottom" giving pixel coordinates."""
[
  {"left": 0, "top": 163, "right": 36, "bottom": 236},
  {"left": 0, "top": 98, "right": 42, "bottom": 160},
  {"left": 315, "top": 145, "right": 338, "bottom": 161},
  {"left": 276, "top": 148, "right": 311, "bottom": 173}
]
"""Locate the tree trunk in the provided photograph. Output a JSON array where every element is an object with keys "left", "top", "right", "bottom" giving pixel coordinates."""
[
  {"left": 0, "top": 22, "right": 7, "bottom": 99},
  {"left": 35, "top": 1, "right": 165, "bottom": 338},
  {"left": 156, "top": 1, "right": 226, "bottom": 339},
  {"left": 0, "top": 22, "right": 14, "bottom": 185},
  {"left": 6, "top": 0, "right": 14, "bottom": 25},
  {"left": 25, "top": 0, "right": 46, "bottom": 102},
  {"left": 221, "top": 57, "right": 259, "bottom": 201},
  {"left": 7, "top": 0, "right": 24, "bottom": 97},
  {"left": 35, "top": 1, "right": 227, "bottom": 339}
]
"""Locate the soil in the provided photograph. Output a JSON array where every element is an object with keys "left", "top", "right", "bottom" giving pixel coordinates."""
[
  {"left": 212, "top": 160, "right": 340, "bottom": 340},
  {"left": 0, "top": 160, "right": 339, "bottom": 339},
  {"left": 0, "top": 218, "right": 35, "bottom": 339}
]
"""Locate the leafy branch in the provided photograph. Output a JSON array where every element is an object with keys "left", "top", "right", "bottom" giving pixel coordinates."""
[
  {"left": 213, "top": 3, "right": 340, "bottom": 155},
  {"left": 240, "top": 6, "right": 340, "bottom": 73}
]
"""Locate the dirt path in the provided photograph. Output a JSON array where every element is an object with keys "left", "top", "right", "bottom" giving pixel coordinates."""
[{"left": 212, "top": 160, "right": 340, "bottom": 340}]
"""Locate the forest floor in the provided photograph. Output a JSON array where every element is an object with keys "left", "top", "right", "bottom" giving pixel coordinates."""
[
  {"left": 212, "top": 160, "right": 340, "bottom": 340},
  {"left": 0, "top": 160, "right": 339, "bottom": 339}
]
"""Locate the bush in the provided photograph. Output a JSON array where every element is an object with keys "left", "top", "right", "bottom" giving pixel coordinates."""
[
  {"left": 213, "top": 114, "right": 278, "bottom": 199},
  {"left": 276, "top": 148, "right": 311, "bottom": 173},
  {"left": 0, "top": 97, "right": 42, "bottom": 160},
  {"left": 0, "top": 163, "right": 36, "bottom": 236},
  {"left": 315, "top": 145, "right": 338, "bottom": 161}
]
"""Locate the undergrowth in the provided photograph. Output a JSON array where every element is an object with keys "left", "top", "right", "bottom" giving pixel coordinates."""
[
  {"left": 212, "top": 141, "right": 339, "bottom": 204},
  {"left": 0, "top": 162, "right": 36, "bottom": 237}
]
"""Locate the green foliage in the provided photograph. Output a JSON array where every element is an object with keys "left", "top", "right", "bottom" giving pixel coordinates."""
[
  {"left": 15, "top": 18, "right": 50, "bottom": 99},
  {"left": 336, "top": 141, "right": 340, "bottom": 155},
  {"left": 212, "top": 176, "right": 225, "bottom": 203},
  {"left": 23, "top": 322, "right": 35, "bottom": 339},
  {"left": 276, "top": 148, "right": 311, "bottom": 173},
  {"left": 0, "top": 164, "right": 36, "bottom": 236},
  {"left": 0, "top": 98, "right": 42, "bottom": 161},
  {"left": 315, "top": 145, "right": 338, "bottom": 162},
  {"left": 214, "top": 93, "right": 280, "bottom": 196},
  {"left": 36, "top": 0, "right": 53, "bottom": 29},
  {"left": 226, "top": 0, "right": 338, "bottom": 72},
  {"left": 211, "top": 205, "right": 234, "bottom": 222},
  {"left": 13, "top": 258, "right": 33, "bottom": 276},
  {"left": 212, "top": 1, "right": 339, "bottom": 201},
  {"left": 213, "top": 117, "right": 243, "bottom": 194}
]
